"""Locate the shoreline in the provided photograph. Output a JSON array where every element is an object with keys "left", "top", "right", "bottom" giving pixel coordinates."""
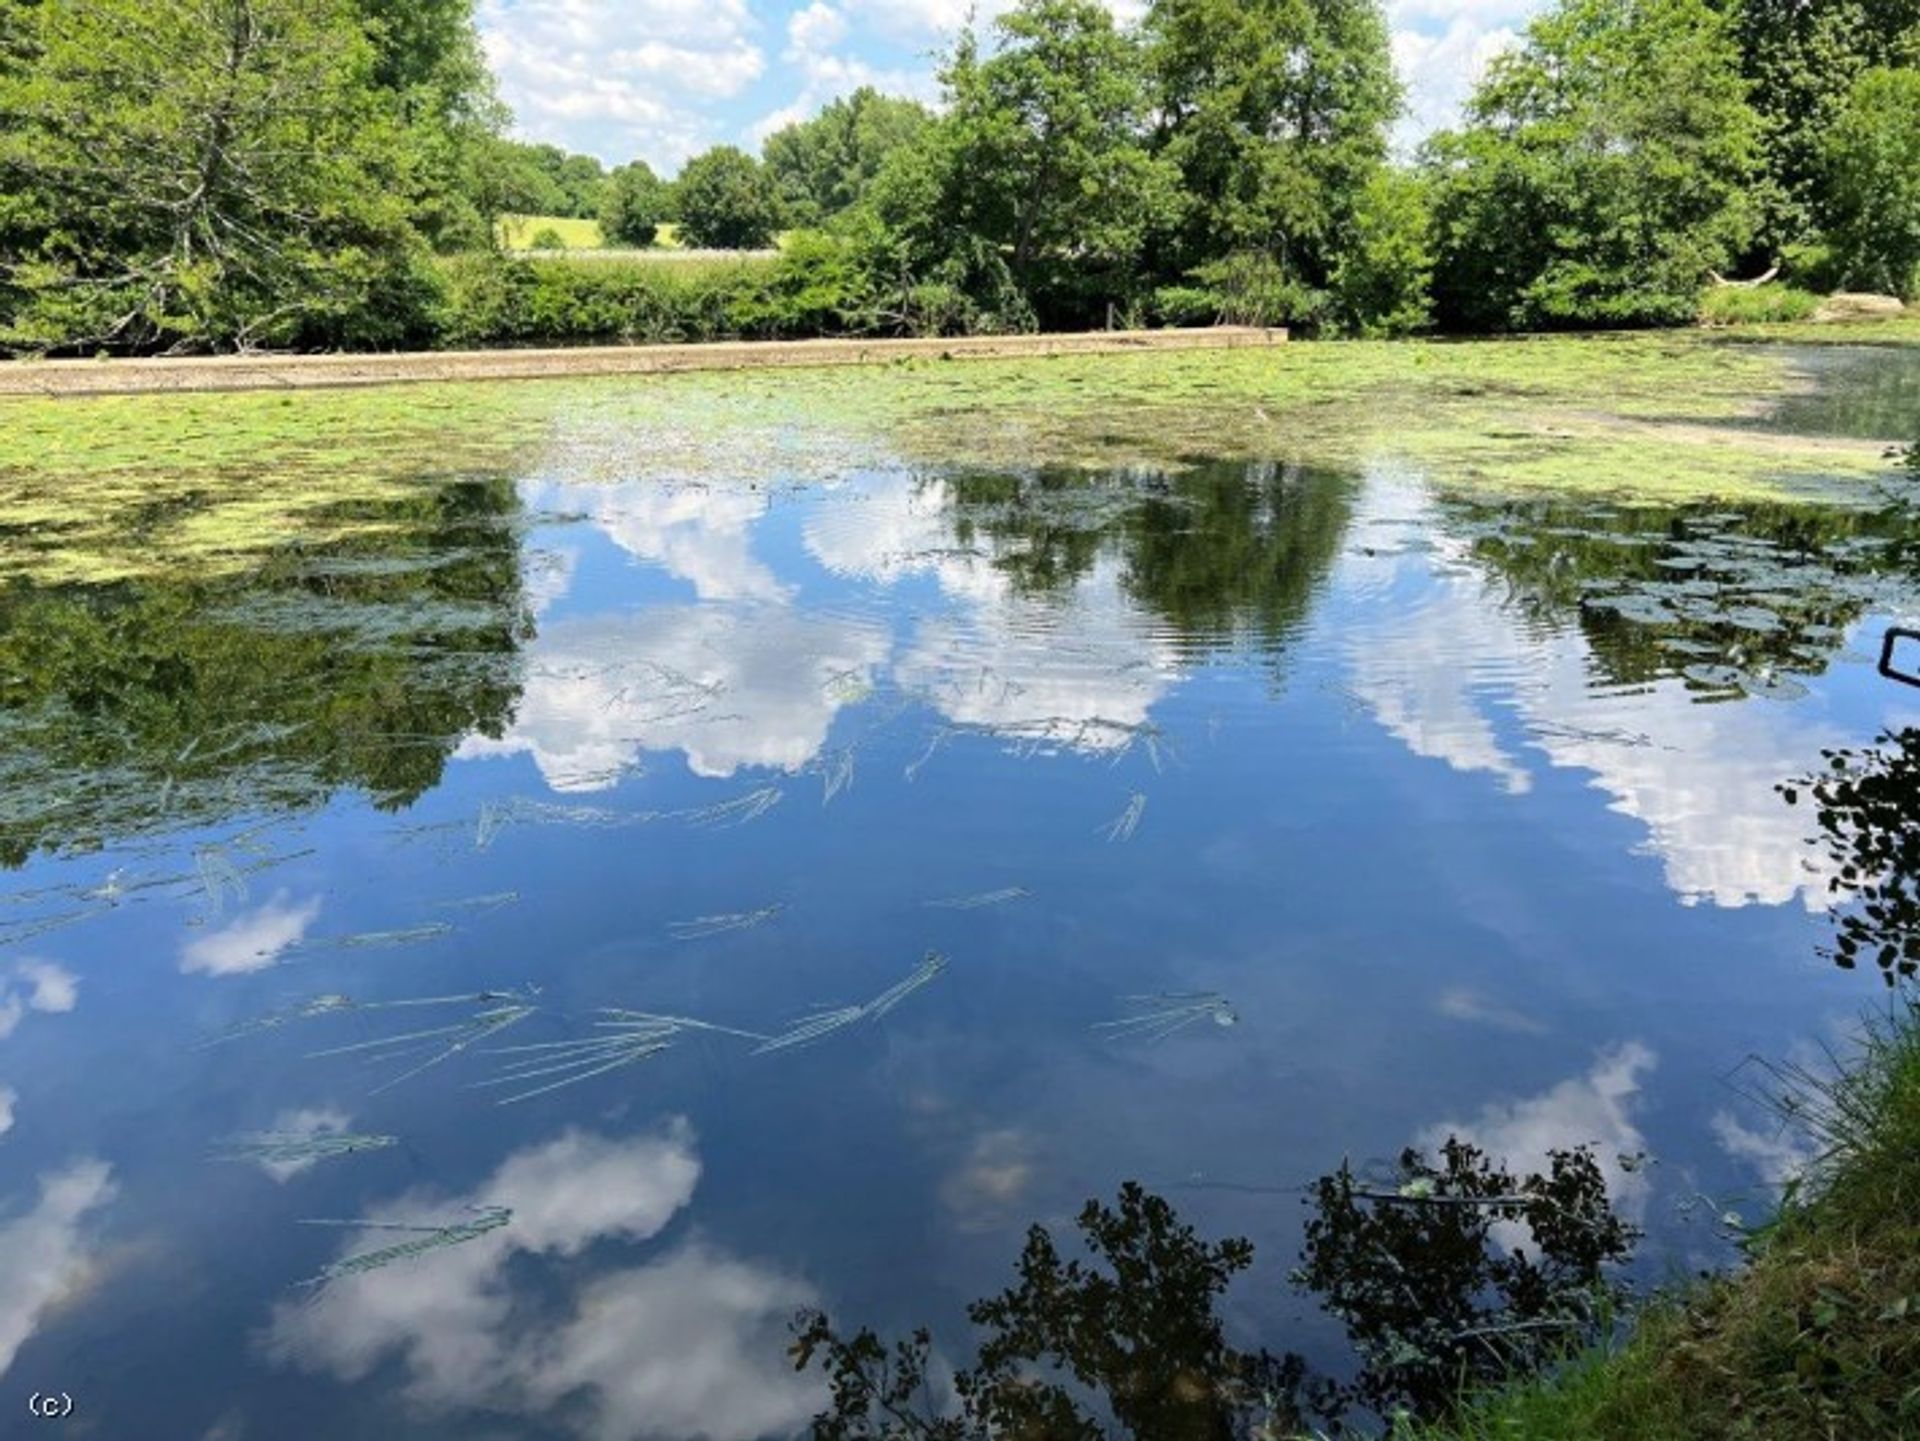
[{"left": 0, "top": 326, "right": 1286, "bottom": 398}]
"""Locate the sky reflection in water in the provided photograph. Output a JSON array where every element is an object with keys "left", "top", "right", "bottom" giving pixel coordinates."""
[{"left": 1, "top": 381, "right": 1917, "bottom": 1439}]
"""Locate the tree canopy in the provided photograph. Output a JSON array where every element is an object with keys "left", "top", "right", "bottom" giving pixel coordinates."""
[
  {"left": 1427, "top": 0, "right": 1761, "bottom": 330},
  {"left": 674, "top": 145, "right": 784, "bottom": 250}
]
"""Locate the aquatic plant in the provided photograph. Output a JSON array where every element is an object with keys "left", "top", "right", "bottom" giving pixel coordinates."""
[
  {"left": 436, "top": 891, "right": 521, "bottom": 913},
  {"left": 195, "top": 845, "right": 248, "bottom": 916},
  {"left": 678, "top": 785, "right": 783, "bottom": 828},
  {"left": 756, "top": 952, "right": 949, "bottom": 1053},
  {"left": 668, "top": 904, "right": 785, "bottom": 940},
  {"left": 1100, "top": 792, "right": 1148, "bottom": 843},
  {"left": 815, "top": 746, "right": 857, "bottom": 805},
  {"left": 1095, "top": 992, "right": 1238, "bottom": 1045},
  {"left": 925, "top": 887, "right": 1031, "bottom": 910},
  {"left": 307, "top": 998, "right": 539, "bottom": 1093},
  {"left": 297, "top": 923, "right": 454, "bottom": 952},
  {"left": 482, "top": 1008, "right": 767, "bottom": 1103},
  {"left": 296, "top": 1205, "right": 512, "bottom": 1289},
  {"left": 215, "top": 1130, "right": 398, "bottom": 1167}
]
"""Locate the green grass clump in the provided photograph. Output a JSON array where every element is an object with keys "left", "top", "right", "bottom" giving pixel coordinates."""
[
  {"left": 1409, "top": 1003, "right": 1920, "bottom": 1441},
  {"left": 1700, "top": 286, "right": 1824, "bottom": 326}
]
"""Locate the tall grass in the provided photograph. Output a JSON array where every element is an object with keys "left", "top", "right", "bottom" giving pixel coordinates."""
[{"left": 1699, "top": 285, "right": 1824, "bottom": 326}]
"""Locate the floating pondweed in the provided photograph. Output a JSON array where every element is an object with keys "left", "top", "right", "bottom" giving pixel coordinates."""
[
  {"left": 755, "top": 952, "right": 949, "bottom": 1053},
  {"left": 475, "top": 797, "right": 658, "bottom": 850},
  {"left": 215, "top": 1130, "right": 398, "bottom": 1167},
  {"left": 296, "top": 1205, "right": 512, "bottom": 1289},
  {"left": 926, "top": 887, "right": 1031, "bottom": 910},
  {"left": 1101, "top": 793, "right": 1148, "bottom": 843},
  {"left": 299, "top": 923, "right": 454, "bottom": 952},
  {"left": 668, "top": 905, "right": 784, "bottom": 940},
  {"left": 481, "top": 1007, "right": 768, "bottom": 1103},
  {"left": 195, "top": 845, "right": 249, "bottom": 916},
  {"left": 436, "top": 891, "right": 521, "bottom": 913},
  {"left": 815, "top": 746, "right": 856, "bottom": 805},
  {"left": 678, "top": 785, "right": 783, "bottom": 828},
  {"left": 1095, "top": 992, "right": 1239, "bottom": 1044},
  {"left": 307, "top": 999, "right": 539, "bottom": 1093}
]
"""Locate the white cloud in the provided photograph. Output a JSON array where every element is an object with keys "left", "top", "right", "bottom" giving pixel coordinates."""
[
  {"left": 534, "top": 478, "right": 787, "bottom": 602},
  {"left": 1419, "top": 1042, "right": 1656, "bottom": 1236},
  {"left": 1337, "top": 472, "right": 1850, "bottom": 911},
  {"left": 0, "top": 960, "right": 78, "bottom": 1040},
  {"left": 1391, "top": 16, "right": 1525, "bottom": 149},
  {"left": 269, "top": 1124, "right": 819, "bottom": 1441},
  {"left": 0, "top": 1086, "right": 15, "bottom": 1140},
  {"left": 180, "top": 893, "right": 322, "bottom": 978},
  {"left": 1711, "top": 1110, "right": 1819, "bottom": 1190},
  {"left": 461, "top": 602, "right": 887, "bottom": 786},
  {"left": 787, "top": 1, "right": 848, "bottom": 55},
  {"left": 0, "top": 1159, "right": 117, "bottom": 1379},
  {"left": 477, "top": 0, "right": 766, "bottom": 168},
  {"left": 805, "top": 474, "right": 1183, "bottom": 751}
]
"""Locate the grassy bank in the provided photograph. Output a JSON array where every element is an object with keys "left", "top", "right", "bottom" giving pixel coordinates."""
[{"left": 1411, "top": 1002, "right": 1920, "bottom": 1441}]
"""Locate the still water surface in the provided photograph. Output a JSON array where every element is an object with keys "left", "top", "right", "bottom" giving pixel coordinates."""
[{"left": 1, "top": 346, "right": 1916, "bottom": 1438}]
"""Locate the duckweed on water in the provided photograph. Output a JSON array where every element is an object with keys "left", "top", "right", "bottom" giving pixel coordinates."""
[{"left": 2, "top": 331, "right": 1913, "bottom": 586}]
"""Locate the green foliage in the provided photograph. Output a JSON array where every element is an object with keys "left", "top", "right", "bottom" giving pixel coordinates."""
[
  {"left": 1429, "top": 0, "right": 1761, "bottom": 331},
  {"left": 1726, "top": 0, "right": 1920, "bottom": 257},
  {"left": 0, "top": 0, "right": 441, "bottom": 354},
  {"left": 674, "top": 145, "right": 783, "bottom": 250},
  {"left": 599, "top": 160, "right": 668, "bottom": 248},
  {"left": 1818, "top": 67, "right": 1920, "bottom": 299},
  {"left": 493, "top": 139, "right": 606, "bottom": 219},
  {"left": 528, "top": 227, "right": 566, "bottom": 251},
  {"left": 935, "top": 0, "right": 1179, "bottom": 322},
  {"left": 763, "top": 87, "right": 931, "bottom": 228},
  {"left": 1143, "top": 0, "right": 1400, "bottom": 292},
  {"left": 1698, "top": 284, "right": 1823, "bottom": 326},
  {"left": 1329, "top": 166, "right": 1435, "bottom": 336}
]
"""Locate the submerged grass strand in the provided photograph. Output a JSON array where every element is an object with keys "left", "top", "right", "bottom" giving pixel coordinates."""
[
  {"left": 755, "top": 952, "right": 949, "bottom": 1053},
  {"left": 1101, "top": 792, "right": 1148, "bottom": 843},
  {"left": 296, "top": 1205, "right": 512, "bottom": 1289},
  {"left": 1095, "top": 991, "right": 1239, "bottom": 1044},
  {"left": 667, "top": 905, "right": 784, "bottom": 940},
  {"left": 925, "top": 887, "right": 1031, "bottom": 910},
  {"left": 215, "top": 1131, "right": 398, "bottom": 1166}
]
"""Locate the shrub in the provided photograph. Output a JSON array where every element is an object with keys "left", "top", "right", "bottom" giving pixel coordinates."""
[
  {"left": 1697, "top": 284, "right": 1822, "bottom": 326},
  {"left": 529, "top": 227, "right": 567, "bottom": 251}
]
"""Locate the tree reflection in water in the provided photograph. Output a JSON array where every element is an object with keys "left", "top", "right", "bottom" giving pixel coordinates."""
[
  {"left": 793, "top": 1148, "right": 1636, "bottom": 1438},
  {"left": 1783, "top": 726, "right": 1920, "bottom": 983}
]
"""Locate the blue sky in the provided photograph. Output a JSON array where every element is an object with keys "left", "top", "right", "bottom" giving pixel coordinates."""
[{"left": 477, "top": 0, "right": 1547, "bottom": 173}]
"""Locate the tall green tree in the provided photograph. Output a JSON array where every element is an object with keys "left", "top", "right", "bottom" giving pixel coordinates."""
[
  {"left": 600, "top": 159, "right": 668, "bottom": 247},
  {"left": 1428, "top": 0, "right": 1760, "bottom": 331},
  {"left": 350, "top": 0, "right": 505, "bottom": 251},
  {"left": 1143, "top": 0, "right": 1399, "bottom": 293},
  {"left": 0, "top": 0, "right": 431, "bottom": 353},
  {"left": 674, "top": 145, "right": 783, "bottom": 249},
  {"left": 764, "top": 87, "right": 931, "bottom": 228},
  {"left": 1818, "top": 67, "right": 1920, "bottom": 298},
  {"left": 1722, "top": 0, "right": 1920, "bottom": 260},
  {"left": 936, "top": 0, "right": 1178, "bottom": 303}
]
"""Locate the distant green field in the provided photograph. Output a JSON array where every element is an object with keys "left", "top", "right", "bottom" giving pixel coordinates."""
[{"left": 497, "top": 214, "right": 606, "bottom": 250}]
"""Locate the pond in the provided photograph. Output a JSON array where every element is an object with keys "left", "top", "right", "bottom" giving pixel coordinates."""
[{"left": 0, "top": 338, "right": 1916, "bottom": 1438}]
